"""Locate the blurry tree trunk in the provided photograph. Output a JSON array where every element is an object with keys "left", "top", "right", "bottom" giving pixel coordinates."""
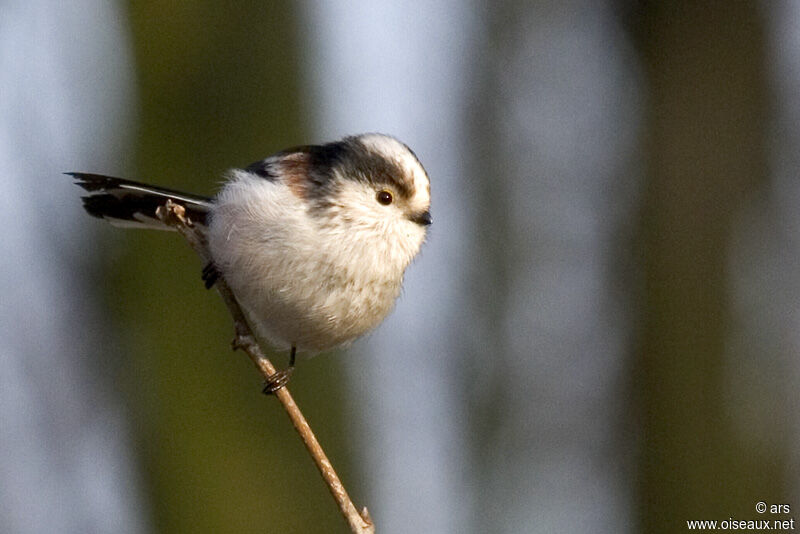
[
  {"left": 123, "top": 3, "right": 353, "bottom": 532},
  {"left": 634, "top": 2, "right": 781, "bottom": 531},
  {"left": 466, "top": 1, "right": 640, "bottom": 531}
]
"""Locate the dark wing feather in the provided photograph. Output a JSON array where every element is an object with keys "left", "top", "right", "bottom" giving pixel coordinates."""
[{"left": 68, "top": 173, "right": 213, "bottom": 230}]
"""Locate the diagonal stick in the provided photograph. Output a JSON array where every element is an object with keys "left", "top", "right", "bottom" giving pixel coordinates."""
[{"left": 156, "top": 200, "right": 375, "bottom": 534}]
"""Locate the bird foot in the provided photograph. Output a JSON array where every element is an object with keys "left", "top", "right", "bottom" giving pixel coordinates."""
[{"left": 262, "top": 367, "right": 295, "bottom": 395}]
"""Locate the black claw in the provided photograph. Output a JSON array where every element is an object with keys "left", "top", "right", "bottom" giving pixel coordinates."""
[
  {"left": 202, "top": 262, "right": 220, "bottom": 289},
  {"left": 261, "top": 346, "right": 298, "bottom": 395},
  {"left": 262, "top": 367, "right": 294, "bottom": 395}
]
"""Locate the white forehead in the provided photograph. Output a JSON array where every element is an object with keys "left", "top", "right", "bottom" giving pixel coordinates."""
[{"left": 357, "top": 133, "right": 430, "bottom": 201}]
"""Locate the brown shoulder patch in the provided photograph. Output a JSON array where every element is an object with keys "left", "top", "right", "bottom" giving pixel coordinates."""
[{"left": 281, "top": 152, "right": 311, "bottom": 199}]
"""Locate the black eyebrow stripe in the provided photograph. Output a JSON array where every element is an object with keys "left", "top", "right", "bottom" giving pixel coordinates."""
[
  {"left": 244, "top": 137, "right": 419, "bottom": 201},
  {"left": 352, "top": 150, "right": 414, "bottom": 199},
  {"left": 303, "top": 138, "right": 415, "bottom": 200}
]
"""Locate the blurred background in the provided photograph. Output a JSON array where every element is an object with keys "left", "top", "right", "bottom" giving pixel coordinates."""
[{"left": 2, "top": 1, "right": 798, "bottom": 533}]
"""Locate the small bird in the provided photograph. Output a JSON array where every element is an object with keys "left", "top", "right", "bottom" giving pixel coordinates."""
[{"left": 69, "top": 133, "right": 431, "bottom": 389}]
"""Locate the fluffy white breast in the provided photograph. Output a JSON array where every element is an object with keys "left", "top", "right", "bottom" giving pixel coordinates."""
[{"left": 207, "top": 167, "right": 425, "bottom": 353}]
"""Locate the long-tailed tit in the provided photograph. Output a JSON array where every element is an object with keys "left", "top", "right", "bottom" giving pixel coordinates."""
[{"left": 69, "top": 133, "right": 431, "bottom": 390}]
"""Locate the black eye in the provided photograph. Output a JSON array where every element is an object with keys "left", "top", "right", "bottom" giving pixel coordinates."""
[{"left": 377, "top": 190, "right": 393, "bottom": 205}]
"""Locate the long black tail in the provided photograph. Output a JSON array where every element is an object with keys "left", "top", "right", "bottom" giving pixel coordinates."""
[{"left": 68, "top": 173, "right": 213, "bottom": 230}]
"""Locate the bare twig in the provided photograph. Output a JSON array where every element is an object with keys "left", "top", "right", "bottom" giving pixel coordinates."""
[{"left": 156, "top": 200, "right": 375, "bottom": 534}]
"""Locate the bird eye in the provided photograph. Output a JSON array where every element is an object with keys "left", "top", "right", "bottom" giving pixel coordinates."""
[{"left": 376, "top": 190, "right": 393, "bottom": 205}]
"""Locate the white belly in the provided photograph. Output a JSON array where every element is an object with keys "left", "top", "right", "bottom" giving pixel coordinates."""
[{"left": 207, "top": 173, "right": 408, "bottom": 353}]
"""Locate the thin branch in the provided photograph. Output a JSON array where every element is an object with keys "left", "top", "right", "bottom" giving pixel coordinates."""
[{"left": 156, "top": 200, "right": 375, "bottom": 534}]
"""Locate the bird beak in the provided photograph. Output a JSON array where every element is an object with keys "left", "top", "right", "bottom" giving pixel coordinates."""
[{"left": 409, "top": 209, "right": 432, "bottom": 226}]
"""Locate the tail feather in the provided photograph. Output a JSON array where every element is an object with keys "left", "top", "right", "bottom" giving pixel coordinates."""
[{"left": 68, "top": 173, "right": 213, "bottom": 230}]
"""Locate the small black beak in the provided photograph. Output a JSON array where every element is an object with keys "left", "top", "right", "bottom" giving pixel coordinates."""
[{"left": 410, "top": 209, "right": 432, "bottom": 226}]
